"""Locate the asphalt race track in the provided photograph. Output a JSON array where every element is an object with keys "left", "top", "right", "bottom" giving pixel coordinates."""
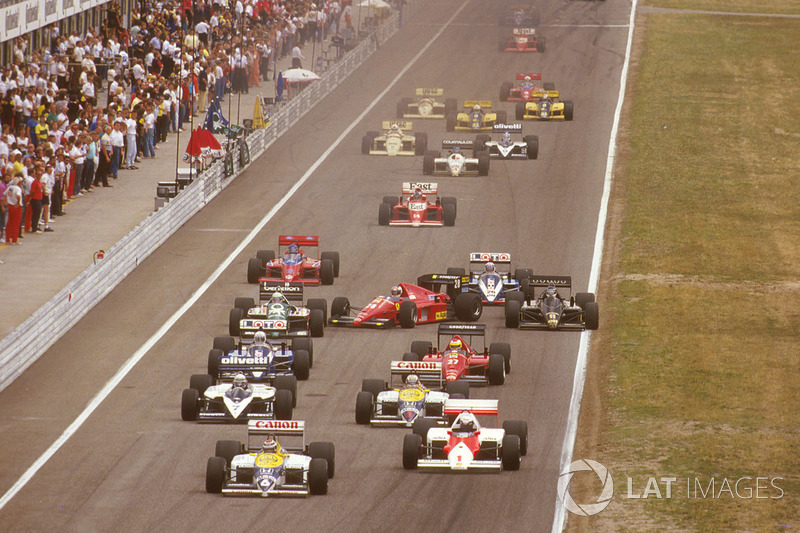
[{"left": 0, "top": 0, "right": 632, "bottom": 530}]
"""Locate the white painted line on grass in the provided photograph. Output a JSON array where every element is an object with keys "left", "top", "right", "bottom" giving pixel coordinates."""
[{"left": 0, "top": 0, "right": 470, "bottom": 511}]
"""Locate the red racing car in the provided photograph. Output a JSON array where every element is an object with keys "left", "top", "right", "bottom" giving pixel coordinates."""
[
  {"left": 247, "top": 235, "right": 340, "bottom": 285},
  {"left": 379, "top": 182, "right": 457, "bottom": 227},
  {"left": 500, "top": 28, "right": 545, "bottom": 53},
  {"left": 499, "top": 73, "right": 556, "bottom": 102}
]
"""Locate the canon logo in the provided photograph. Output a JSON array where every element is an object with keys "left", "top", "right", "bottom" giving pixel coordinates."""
[
  {"left": 253, "top": 420, "right": 301, "bottom": 429},
  {"left": 397, "top": 362, "right": 439, "bottom": 369}
]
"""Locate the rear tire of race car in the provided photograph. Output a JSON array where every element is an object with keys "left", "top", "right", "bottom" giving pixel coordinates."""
[
  {"left": 505, "top": 299, "right": 521, "bottom": 328},
  {"left": 213, "top": 336, "right": 236, "bottom": 353},
  {"left": 308, "top": 458, "right": 329, "bottom": 495},
  {"left": 247, "top": 257, "right": 262, "bottom": 284},
  {"left": 273, "top": 389, "right": 293, "bottom": 420},
  {"left": 445, "top": 113, "right": 456, "bottom": 132},
  {"left": 503, "top": 420, "right": 529, "bottom": 456},
  {"left": 515, "top": 268, "right": 534, "bottom": 281},
  {"left": 441, "top": 196, "right": 457, "bottom": 218},
  {"left": 207, "top": 345, "right": 223, "bottom": 376},
  {"left": 355, "top": 391, "right": 374, "bottom": 424},
  {"left": 501, "top": 435, "right": 522, "bottom": 471},
  {"left": 309, "top": 309, "right": 325, "bottom": 338},
  {"left": 403, "top": 434, "right": 422, "bottom": 470},
  {"left": 490, "top": 342, "right": 512, "bottom": 374},
  {"left": 444, "top": 98, "right": 457, "bottom": 115},
  {"left": 398, "top": 300, "right": 418, "bottom": 328},
  {"left": 488, "top": 354, "right": 506, "bottom": 385},
  {"left": 443, "top": 203, "right": 456, "bottom": 226},
  {"left": 309, "top": 441, "right": 336, "bottom": 478},
  {"left": 473, "top": 138, "right": 485, "bottom": 154},
  {"left": 537, "top": 36, "right": 546, "bottom": 53},
  {"left": 362, "top": 378, "right": 386, "bottom": 398},
  {"left": 523, "top": 135, "right": 539, "bottom": 159},
  {"left": 422, "top": 153, "right": 435, "bottom": 175},
  {"left": 292, "top": 338, "right": 314, "bottom": 367},
  {"left": 543, "top": 82, "right": 555, "bottom": 91},
  {"left": 402, "top": 352, "right": 419, "bottom": 362},
  {"left": 477, "top": 153, "right": 490, "bottom": 176},
  {"left": 274, "top": 375, "right": 298, "bottom": 408},
  {"left": 446, "top": 379, "right": 470, "bottom": 399},
  {"left": 362, "top": 131, "right": 378, "bottom": 154},
  {"left": 293, "top": 350, "right": 310, "bottom": 381},
  {"left": 584, "top": 302, "right": 599, "bottom": 330},
  {"left": 563, "top": 101, "right": 574, "bottom": 121},
  {"left": 181, "top": 388, "right": 199, "bottom": 421},
  {"left": 330, "top": 297, "right": 350, "bottom": 319},
  {"left": 496, "top": 110, "right": 507, "bottom": 124},
  {"left": 215, "top": 440, "right": 243, "bottom": 466},
  {"left": 575, "top": 292, "right": 595, "bottom": 308},
  {"left": 454, "top": 292, "right": 482, "bottom": 322},
  {"left": 228, "top": 308, "right": 244, "bottom": 336},
  {"left": 414, "top": 132, "right": 428, "bottom": 155},
  {"left": 320, "top": 251, "right": 340, "bottom": 277},
  {"left": 320, "top": 259, "right": 335, "bottom": 285},
  {"left": 520, "top": 278, "right": 531, "bottom": 301},
  {"left": 396, "top": 98, "right": 410, "bottom": 118},
  {"left": 500, "top": 82, "right": 512, "bottom": 102},
  {"left": 413, "top": 417, "right": 437, "bottom": 439},
  {"left": 306, "top": 298, "right": 328, "bottom": 323},
  {"left": 191, "top": 373, "right": 215, "bottom": 395},
  {"left": 382, "top": 195, "right": 399, "bottom": 207},
  {"left": 378, "top": 202, "right": 392, "bottom": 225},
  {"left": 206, "top": 456, "right": 226, "bottom": 493},
  {"left": 234, "top": 297, "right": 255, "bottom": 312},
  {"left": 410, "top": 341, "right": 432, "bottom": 359},
  {"left": 446, "top": 267, "right": 465, "bottom": 277},
  {"left": 257, "top": 250, "right": 276, "bottom": 264},
  {"left": 515, "top": 101, "right": 525, "bottom": 121}
]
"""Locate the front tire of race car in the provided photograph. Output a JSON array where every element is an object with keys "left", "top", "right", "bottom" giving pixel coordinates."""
[
  {"left": 309, "top": 441, "right": 336, "bottom": 478},
  {"left": 500, "top": 82, "right": 512, "bottom": 102},
  {"left": 503, "top": 420, "right": 529, "bottom": 456},
  {"left": 441, "top": 196, "right": 457, "bottom": 218},
  {"left": 181, "top": 388, "right": 199, "bottom": 421},
  {"left": 515, "top": 101, "right": 526, "bottom": 121},
  {"left": 398, "top": 300, "right": 418, "bottom": 328},
  {"left": 403, "top": 434, "right": 422, "bottom": 470},
  {"left": 215, "top": 440, "right": 243, "bottom": 466},
  {"left": 443, "top": 203, "right": 456, "bottom": 226},
  {"left": 446, "top": 379, "right": 470, "bottom": 399},
  {"left": 378, "top": 202, "right": 392, "bottom": 225},
  {"left": 308, "top": 458, "right": 329, "bottom": 495},
  {"left": 292, "top": 338, "right": 314, "bottom": 367},
  {"left": 496, "top": 110, "right": 507, "bottom": 125},
  {"left": 247, "top": 257, "right": 262, "bottom": 284},
  {"left": 213, "top": 336, "right": 236, "bottom": 353},
  {"left": 490, "top": 342, "right": 512, "bottom": 374},
  {"left": 309, "top": 309, "right": 325, "bottom": 338},
  {"left": 403, "top": 352, "right": 420, "bottom": 362},
  {"left": 330, "top": 297, "right": 350, "bottom": 319},
  {"left": 422, "top": 153, "right": 435, "bottom": 175},
  {"left": 320, "top": 259, "right": 335, "bottom": 285},
  {"left": 273, "top": 389, "right": 293, "bottom": 420},
  {"left": 583, "top": 302, "right": 599, "bottom": 330},
  {"left": 505, "top": 299, "right": 521, "bottom": 328},
  {"left": 523, "top": 135, "right": 539, "bottom": 159},
  {"left": 445, "top": 113, "right": 456, "bottom": 132},
  {"left": 228, "top": 308, "right": 243, "bottom": 336},
  {"left": 274, "top": 375, "right": 298, "bottom": 408},
  {"left": 564, "top": 101, "right": 574, "bottom": 121},
  {"left": 306, "top": 298, "right": 328, "bottom": 324},
  {"left": 414, "top": 132, "right": 428, "bottom": 155},
  {"left": 501, "top": 435, "right": 522, "bottom": 471},
  {"left": 488, "top": 354, "right": 506, "bottom": 385},
  {"left": 206, "top": 456, "right": 226, "bottom": 493},
  {"left": 191, "top": 373, "right": 215, "bottom": 395},
  {"left": 410, "top": 340, "right": 432, "bottom": 359},
  {"left": 454, "top": 292, "right": 482, "bottom": 322},
  {"left": 293, "top": 350, "right": 310, "bottom": 381},
  {"left": 477, "top": 153, "right": 490, "bottom": 176},
  {"left": 355, "top": 391, "right": 374, "bottom": 424},
  {"left": 320, "top": 251, "right": 340, "bottom": 277}
]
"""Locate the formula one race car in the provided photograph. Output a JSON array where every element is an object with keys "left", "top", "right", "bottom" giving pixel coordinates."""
[
  {"left": 328, "top": 282, "right": 482, "bottom": 329},
  {"left": 445, "top": 101, "right": 507, "bottom": 132},
  {"left": 247, "top": 235, "right": 340, "bottom": 285},
  {"left": 362, "top": 121, "right": 428, "bottom": 156},
  {"left": 379, "top": 182, "right": 457, "bottom": 227},
  {"left": 474, "top": 124, "right": 538, "bottom": 160},
  {"left": 205, "top": 420, "right": 334, "bottom": 496},
  {"left": 499, "top": 73, "right": 556, "bottom": 102},
  {"left": 181, "top": 371, "right": 295, "bottom": 422},
  {"left": 430, "top": 252, "right": 531, "bottom": 304},
  {"left": 402, "top": 399, "right": 528, "bottom": 471},
  {"left": 497, "top": 3, "right": 540, "bottom": 26},
  {"left": 500, "top": 27, "right": 545, "bottom": 52},
  {"left": 515, "top": 91, "right": 574, "bottom": 121},
  {"left": 207, "top": 334, "right": 313, "bottom": 385},
  {"left": 355, "top": 375, "right": 462, "bottom": 427},
  {"left": 228, "top": 287, "right": 327, "bottom": 341},
  {"left": 397, "top": 88, "right": 457, "bottom": 119},
  {"left": 422, "top": 140, "right": 490, "bottom": 176},
  {"left": 504, "top": 275, "right": 599, "bottom": 330},
  {"left": 400, "top": 323, "right": 511, "bottom": 386}
]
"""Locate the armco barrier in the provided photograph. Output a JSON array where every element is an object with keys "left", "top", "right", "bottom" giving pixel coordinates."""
[{"left": 0, "top": 2, "right": 419, "bottom": 393}]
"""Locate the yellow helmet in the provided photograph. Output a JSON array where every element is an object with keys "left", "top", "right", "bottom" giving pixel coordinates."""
[{"left": 448, "top": 338, "right": 463, "bottom": 350}]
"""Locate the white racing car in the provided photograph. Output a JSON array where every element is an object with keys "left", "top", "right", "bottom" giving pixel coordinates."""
[
  {"left": 181, "top": 372, "right": 295, "bottom": 422},
  {"left": 474, "top": 124, "right": 539, "bottom": 160},
  {"left": 422, "top": 140, "right": 489, "bottom": 176},
  {"left": 206, "top": 420, "right": 335, "bottom": 497}
]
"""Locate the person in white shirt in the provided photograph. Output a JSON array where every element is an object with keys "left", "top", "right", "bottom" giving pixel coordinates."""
[
  {"left": 82, "top": 74, "right": 96, "bottom": 105},
  {"left": 132, "top": 60, "right": 146, "bottom": 81},
  {"left": 4, "top": 176, "right": 23, "bottom": 244},
  {"left": 124, "top": 109, "right": 138, "bottom": 169},
  {"left": 68, "top": 135, "right": 86, "bottom": 196},
  {"left": 110, "top": 122, "right": 125, "bottom": 177}
]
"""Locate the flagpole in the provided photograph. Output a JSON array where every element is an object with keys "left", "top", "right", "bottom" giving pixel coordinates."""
[{"left": 175, "top": 36, "right": 184, "bottom": 187}]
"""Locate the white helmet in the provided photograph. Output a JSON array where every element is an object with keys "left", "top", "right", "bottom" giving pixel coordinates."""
[
  {"left": 233, "top": 373, "right": 247, "bottom": 388},
  {"left": 270, "top": 291, "right": 284, "bottom": 303},
  {"left": 472, "top": 104, "right": 481, "bottom": 111},
  {"left": 254, "top": 331, "right": 267, "bottom": 344}
]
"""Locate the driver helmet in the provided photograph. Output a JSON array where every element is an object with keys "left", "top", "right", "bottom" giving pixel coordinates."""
[
  {"left": 270, "top": 291, "right": 284, "bottom": 304},
  {"left": 540, "top": 91, "right": 550, "bottom": 100},
  {"left": 472, "top": 104, "right": 481, "bottom": 112},
  {"left": 501, "top": 132, "right": 512, "bottom": 145},
  {"left": 261, "top": 436, "right": 278, "bottom": 453},
  {"left": 390, "top": 123, "right": 400, "bottom": 131},
  {"left": 448, "top": 338, "right": 463, "bottom": 351},
  {"left": 545, "top": 285, "right": 558, "bottom": 298},
  {"left": 253, "top": 330, "right": 267, "bottom": 344},
  {"left": 390, "top": 285, "right": 402, "bottom": 297},
  {"left": 413, "top": 187, "right": 423, "bottom": 200},
  {"left": 524, "top": 75, "right": 531, "bottom": 81},
  {"left": 457, "top": 412, "right": 476, "bottom": 431},
  {"left": 452, "top": 145, "right": 461, "bottom": 154},
  {"left": 233, "top": 373, "right": 247, "bottom": 389},
  {"left": 406, "top": 374, "right": 421, "bottom": 388},
  {"left": 287, "top": 243, "right": 299, "bottom": 254},
  {"left": 484, "top": 261, "right": 495, "bottom": 273}
]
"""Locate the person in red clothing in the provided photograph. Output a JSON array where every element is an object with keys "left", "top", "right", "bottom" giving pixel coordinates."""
[
  {"left": 28, "top": 167, "right": 43, "bottom": 234},
  {"left": 4, "top": 175, "right": 23, "bottom": 244}
]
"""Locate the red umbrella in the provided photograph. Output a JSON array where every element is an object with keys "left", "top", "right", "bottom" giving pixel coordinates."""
[
  {"left": 200, "top": 128, "right": 225, "bottom": 159},
  {"left": 183, "top": 127, "right": 203, "bottom": 163}
]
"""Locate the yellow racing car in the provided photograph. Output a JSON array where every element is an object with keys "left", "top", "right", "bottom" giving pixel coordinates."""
[
  {"left": 515, "top": 91, "right": 574, "bottom": 121},
  {"left": 445, "top": 101, "right": 508, "bottom": 132}
]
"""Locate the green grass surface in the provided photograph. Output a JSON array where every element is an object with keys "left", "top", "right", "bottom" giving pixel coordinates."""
[{"left": 644, "top": 0, "right": 800, "bottom": 15}]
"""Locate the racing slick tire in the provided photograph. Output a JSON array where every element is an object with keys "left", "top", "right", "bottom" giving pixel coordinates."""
[
  {"left": 228, "top": 308, "right": 244, "bottom": 336},
  {"left": 307, "top": 298, "right": 328, "bottom": 323},
  {"left": 500, "top": 82, "right": 512, "bottom": 102},
  {"left": 422, "top": 153, "right": 435, "bottom": 175},
  {"left": 414, "top": 132, "right": 428, "bottom": 155},
  {"left": 320, "top": 251, "right": 340, "bottom": 277},
  {"left": 441, "top": 196, "right": 457, "bottom": 218},
  {"left": 293, "top": 350, "right": 311, "bottom": 381},
  {"left": 396, "top": 98, "right": 412, "bottom": 118},
  {"left": 330, "top": 297, "right": 350, "bottom": 319},
  {"left": 403, "top": 434, "right": 422, "bottom": 470},
  {"left": 309, "top": 441, "right": 336, "bottom": 478},
  {"left": 476, "top": 133, "right": 491, "bottom": 143},
  {"left": 247, "top": 257, "right": 263, "bottom": 284},
  {"left": 575, "top": 292, "right": 595, "bottom": 308},
  {"left": 292, "top": 338, "right": 314, "bottom": 367},
  {"left": 543, "top": 82, "right": 556, "bottom": 91},
  {"left": 213, "top": 336, "right": 236, "bottom": 353},
  {"left": 309, "top": 309, "right": 325, "bottom": 338},
  {"left": 308, "top": 458, "right": 329, "bottom": 495},
  {"left": 515, "top": 101, "right": 526, "bottom": 121},
  {"left": 477, "top": 153, "right": 490, "bottom": 176},
  {"left": 490, "top": 342, "right": 512, "bottom": 374},
  {"left": 505, "top": 299, "right": 521, "bottom": 328},
  {"left": 398, "top": 300, "right": 418, "bottom": 328},
  {"left": 402, "top": 352, "right": 420, "bottom": 361},
  {"left": 215, "top": 440, "right": 243, "bottom": 466},
  {"left": 443, "top": 203, "right": 456, "bottom": 227},
  {"left": 506, "top": 291, "right": 525, "bottom": 304},
  {"left": 320, "top": 259, "right": 335, "bottom": 285},
  {"left": 446, "top": 379, "right": 470, "bottom": 399},
  {"left": 355, "top": 391, "right": 374, "bottom": 424},
  {"left": 206, "top": 456, "right": 226, "bottom": 493},
  {"left": 445, "top": 113, "right": 456, "bottom": 132},
  {"left": 274, "top": 375, "right": 298, "bottom": 408},
  {"left": 191, "top": 373, "right": 215, "bottom": 395},
  {"left": 410, "top": 340, "right": 432, "bottom": 359},
  {"left": 520, "top": 278, "right": 531, "bottom": 301},
  {"left": 362, "top": 378, "right": 386, "bottom": 398},
  {"left": 503, "top": 420, "right": 529, "bottom": 456},
  {"left": 378, "top": 203, "right": 392, "bottom": 225},
  {"left": 234, "top": 297, "right": 255, "bottom": 312},
  {"left": 514, "top": 268, "right": 533, "bottom": 281},
  {"left": 523, "top": 135, "right": 539, "bottom": 159},
  {"left": 488, "top": 354, "right": 506, "bottom": 385},
  {"left": 473, "top": 138, "right": 485, "bottom": 154},
  {"left": 454, "top": 292, "right": 482, "bottom": 322},
  {"left": 273, "top": 389, "right": 293, "bottom": 420},
  {"left": 208, "top": 345, "right": 224, "bottom": 375},
  {"left": 256, "top": 249, "right": 275, "bottom": 265},
  {"left": 382, "top": 195, "right": 400, "bottom": 207},
  {"left": 446, "top": 267, "right": 466, "bottom": 277},
  {"left": 583, "top": 302, "right": 599, "bottom": 330},
  {"left": 564, "top": 101, "right": 574, "bottom": 121},
  {"left": 181, "top": 388, "right": 199, "bottom": 421},
  {"left": 496, "top": 110, "right": 507, "bottom": 125},
  {"left": 445, "top": 98, "right": 457, "bottom": 114},
  {"left": 537, "top": 36, "right": 546, "bottom": 53},
  {"left": 362, "top": 131, "right": 378, "bottom": 154},
  {"left": 501, "top": 435, "right": 522, "bottom": 471},
  {"left": 413, "top": 417, "right": 437, "bottom": 439}
]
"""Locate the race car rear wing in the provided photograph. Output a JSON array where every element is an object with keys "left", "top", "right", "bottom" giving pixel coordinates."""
[
  {"left": 437, "top": 323, "right": 487, "bottom": 352},
  {"left": 515, "top": 72, "right": 541, "bottom": 80},
  {"left": 415, "top": 88, "right": 444, "bottom": 96},
  {"left": 530, "top": 90, "right": 560, "bottom": 99},
  {"left": 528, "top": 275, "right": 572, "bottom": 288},
  {"left": 278, "top": 235, "right": 319, "bottom": 247},
  {"left": 512, "top": 27, "right": 536, "bottom": 36},
  {"left": 390, "top": 360, "right": 443, "bottom": 387},
  {"left": 247, "top": 419, "right": 306, "bottom": 452},
  {"left": 463, "top": 100, "right": 492, "bottom": 109},
  {"left": 492, "top": 124, "right": 523, "bottom": 133},
  {"left": 381, "top": 120, "right": 413, "bottom": 131},
  {"left": 469, "top": 252, "right": 512, "bottom": 264},
  {"left": 416, "top": 273, "right": 467, "bottom": 297},
  {"left": 441, "top": 139, "right": 474, "bottom": 150},
  {"left": 443, "top": 398, "right": 499, "bottom": 416},
  {"left": 402, "top": 182, "right": 438, "bottom": 195},
  {"left": 260, "top": 282, "right": 304, "bottom": 303}
]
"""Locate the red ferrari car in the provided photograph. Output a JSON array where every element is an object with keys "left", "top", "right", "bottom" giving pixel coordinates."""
[
  {"left": 378, "top": 182, "right": 457, "bottom": 227},
  {"left": 247, "top": 235, "right": 340, "bottom": 285},
  {"left": 398, "top": 324, "right": 510, "bottom": 386},
  {"left": 499, "top": 73, "right": 557, "bottom": 102},
  {"left": 500, "top": 28, "right": 545, "bottom": 53},
  {"left": 328, "top": 283, "right": 482, "bottom": 329}
]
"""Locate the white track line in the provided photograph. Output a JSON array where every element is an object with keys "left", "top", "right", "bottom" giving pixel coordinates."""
[
  {"left": 0, "top": 1, "right": 469, "bottom": 511},
  {"left": 551, "top": 0, "right": 638, "bottom": 531}
]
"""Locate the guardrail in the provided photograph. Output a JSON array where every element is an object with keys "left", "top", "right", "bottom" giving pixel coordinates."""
[{"left": 0, "top": 1, "right": 418, "bottom": 393}]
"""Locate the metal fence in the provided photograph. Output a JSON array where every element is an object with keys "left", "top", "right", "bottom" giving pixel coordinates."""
[{"left": 0, "top": 3, "right": 415, "bottom": 393}]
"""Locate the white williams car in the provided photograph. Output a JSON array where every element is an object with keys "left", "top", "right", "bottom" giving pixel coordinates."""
[
  {"left": 181, "top": 373, "right": 295, "bottom": 422},
  {"left": 474, "top": 124, "right": 539, "bottom": 160},
  {"left": 422, "top": 140, "right": 489, "bottom": 177}
]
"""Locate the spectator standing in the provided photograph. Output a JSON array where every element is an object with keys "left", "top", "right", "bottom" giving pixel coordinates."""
[
  {"left": 95, "top": 126, "right": 112, "bottom": 187},
  {"left": 4, "top": 176, "right": 22, "bottom": 244},
  {"left": 111, "top": 121, "right": 124, "bottom": 177}
]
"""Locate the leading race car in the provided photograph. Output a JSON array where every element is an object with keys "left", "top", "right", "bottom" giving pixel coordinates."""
[
  {"left": 422, "top": 140, "right": 490, "bottom": 176},
  {"left": 497, "top": 3, "right": 540, "bottom": 26},
  {"left": 474, "top": 124, "right": 538, "bottom": 160},
  {"left": 181, "top": 371, "right": 295, "bottom": 422},
  {"left": 207, "top": 334, "right": 313, "bottom": 385},
  {"left": 445, "top": 101, "right": 507, "bottom": 132},
  {"left": 378, "top": 182, "right": 457, "bottom": 227},
  {"left": 328, "top": 282, "right": 482, "bottom": 329},
  {"left": 499, "top": 73, "right": 556, "bottom": 102},
  {"left": 205, "top": 420, "right": 334, "bottom": 497},
  {"left": 355, "top": 374, "right": 465, "bottom": 427},
  {"left": 421, "top": 252, "right": 531, "bottom": 305},
  {"left": 515, "top": 91, "right": 574, "bottom": 121},
  {"left": 402, "top": 399, "right": 528, "bottom": 471},
  {"left": 362, "top": 121, "right": 428, "bottom": 156},
  {"left": 397, "top": 88, "right": 457, "bottom": 119},
  {"left": 228, "top": 288, "right": 327, "bottom": 342},
  {"left": 504, "top": 275, "right": 599, "bottom": 330},
  {"left": 500, "top": 27, "right": 545, "bottom": 52},
  {"left": 247, "top": 235, "right": 340, "bottom": 285}
]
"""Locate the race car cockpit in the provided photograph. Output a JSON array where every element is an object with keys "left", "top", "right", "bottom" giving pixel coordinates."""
[{"left": 283, "top": 244, "right": 304, "bottom": 265}]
